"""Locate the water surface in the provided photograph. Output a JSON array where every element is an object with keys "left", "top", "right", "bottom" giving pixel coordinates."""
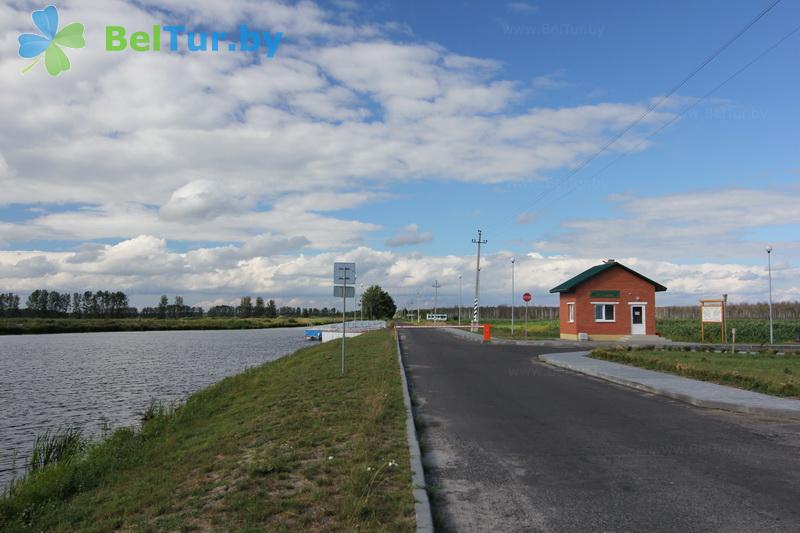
[{"left": 0, "top": 327, "right": 311, "bottom": 490}]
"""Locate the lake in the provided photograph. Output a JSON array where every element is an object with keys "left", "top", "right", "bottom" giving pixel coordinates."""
[{"left": 0, "top": 327, "right": 313, "bottom": 490}]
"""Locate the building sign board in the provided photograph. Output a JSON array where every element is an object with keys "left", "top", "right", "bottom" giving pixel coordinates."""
[
  {"left": 701, "top": 303, "right": 723, "bottom": 323},
  {"left": 590, "top": 290, "right": 620, "bottom": 298}
]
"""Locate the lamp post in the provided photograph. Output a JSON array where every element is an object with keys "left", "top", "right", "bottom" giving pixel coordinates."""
[
  {"left": 511, "top": 258, "right": 515, "bottom": 335},
  {"left": 767, "top": 245, "right": 774, "bottom": 345},
  {"left": 458, "top": 274, "right": 463, "bottom": 326}
]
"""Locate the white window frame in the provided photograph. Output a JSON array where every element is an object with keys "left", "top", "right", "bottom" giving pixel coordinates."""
[
  {"left": 591, "top": 302, "right": 618, "bottom": 322},
  {"left": 567, "top": 302, "right": 575, "bottom": 323}
]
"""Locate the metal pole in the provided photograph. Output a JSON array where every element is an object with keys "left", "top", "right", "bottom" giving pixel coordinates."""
[
  {"left": 511, "top": 258, "right": 515, "bottom": 336},
  {"left": 416, "top": 290, "right": 420, "bottom": 323},
  {"left": 767, "top": 246, "right": 774, "bottom": 344},
  {"left": 524, "top": 301, "right": 528, "bottom": 339},
  {"left": 432, "top": 280, "right": 441, "bottom": 316},
  {"left": 458, "top": 274, "right": 462, "bottom": 326},
  {"left": 359, "top": 283, "right": 364, "bottom": 322},
  {"left": 341, "top": 269, "right": 347, "bottom": 375},
  {"left": 472, "top": 229, "right": 487, "bottom": 331}
]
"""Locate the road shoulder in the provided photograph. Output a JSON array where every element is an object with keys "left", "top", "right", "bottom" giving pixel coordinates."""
[{"left": 539, "top": 351, "right": 800, "bottom": 420}]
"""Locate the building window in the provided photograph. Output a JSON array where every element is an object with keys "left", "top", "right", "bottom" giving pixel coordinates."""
[
  {"left": 567, "top": 303, "right": 575, "bottom": 323},
  {"left": 594, "top": 303, "right": 615, "bottom": 322}
]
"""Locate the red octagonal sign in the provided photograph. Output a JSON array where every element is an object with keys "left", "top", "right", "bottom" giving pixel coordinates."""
[{"left": 522, "top": 292, "right": 532, "bottom": 302}]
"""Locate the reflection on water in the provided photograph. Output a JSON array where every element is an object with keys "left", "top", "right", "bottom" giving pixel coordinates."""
[{"left": 0, "top": 327, "right": 310, "bottom": 490}]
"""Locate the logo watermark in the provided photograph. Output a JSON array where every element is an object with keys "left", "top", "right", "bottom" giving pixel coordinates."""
[
  {"left": 18, "top": 4, "right": 283, "bottom": 77},
  {"left": 18, "top": 5, "right": 85, "bottom": 76},
  {"left": 106, "top": 25, "right": 282, "bottom": 56}
]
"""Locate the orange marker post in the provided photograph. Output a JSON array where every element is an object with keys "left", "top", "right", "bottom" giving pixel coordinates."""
[{"left": 483, "top": 323, "right": 491, "bottom": 342}]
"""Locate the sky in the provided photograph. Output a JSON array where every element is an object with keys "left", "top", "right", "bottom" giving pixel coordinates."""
[{"left": 1, "top": 0, "right": 798, "bottom": 311}]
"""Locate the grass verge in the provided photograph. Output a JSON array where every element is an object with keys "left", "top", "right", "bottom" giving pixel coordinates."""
[
  {"left": 590, "top": 347, "right": 800, "bottom": 397},
  {"left": 0, "top": 316, "right": 338, "bottom": 336},
  {"left": 0, "top": 328, "right": 415, "bottom": 532}
]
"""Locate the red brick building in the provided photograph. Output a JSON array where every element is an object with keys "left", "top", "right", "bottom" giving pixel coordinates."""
[{"left": 549, "top": 260, "right": 667, "bottom": 341}]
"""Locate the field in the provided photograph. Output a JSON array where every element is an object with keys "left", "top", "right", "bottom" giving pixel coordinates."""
[
  {"left": 590, "top": 347, "right": 800, "bottom": 397},
  {"left": 0, "top": 316, "right": 338, "bottom": 336},
  {"left": 655, "top": 318, "right": 799, "bottom": 344},
  {"left": 0, "top": 328, "right": 415, "bottom": 532},
  {"left": 428, "top": 317, "right": 799, "bottom": 344}
]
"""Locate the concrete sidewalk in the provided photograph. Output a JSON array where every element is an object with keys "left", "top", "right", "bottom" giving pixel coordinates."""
[{"left": 540, "top": 351, "right": 800, "bottom": 420}]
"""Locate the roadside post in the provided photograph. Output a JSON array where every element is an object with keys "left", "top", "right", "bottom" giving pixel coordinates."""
[
  {"left": 334, "top": 262, "right": 356, "bottom": 375},
  {"left": 731, "top": 328, "right": 736, "bottom": 354},
  {"left": 523, "top": 292, "right": 532, "bottom": 339}
]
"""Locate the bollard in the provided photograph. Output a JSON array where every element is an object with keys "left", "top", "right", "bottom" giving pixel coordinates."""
[{"left": 483, "top": 323, "right": 491, "bottom": 342}]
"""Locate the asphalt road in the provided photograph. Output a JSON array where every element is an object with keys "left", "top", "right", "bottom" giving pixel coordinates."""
[{"left": 399, "top": 327, "right": 800, "bottom": 532}]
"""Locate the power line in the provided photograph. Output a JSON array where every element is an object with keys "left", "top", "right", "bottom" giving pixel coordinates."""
[
  {"left": 505, "top": 0, "right": 783, "bottom": 224},
  {"left": 548, "top": 21, "right": 800, "bottom": 205}
]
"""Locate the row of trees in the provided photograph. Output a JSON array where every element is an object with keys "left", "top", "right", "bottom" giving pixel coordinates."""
[
  {"left": 16, "top": 290, "right": 135, "bottom": 318},
  {"left": 0, "top": 290, "right": 345, "bottom": 319},
  {"left": 0, "top": 293, "right": 21, "bottom": 313}
]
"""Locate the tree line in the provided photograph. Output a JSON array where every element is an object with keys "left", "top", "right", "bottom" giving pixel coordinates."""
[{"left": 0, "top": 290, "right": 340, "bottom": 319}]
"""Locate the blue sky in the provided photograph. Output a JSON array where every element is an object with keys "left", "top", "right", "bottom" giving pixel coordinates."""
[{"left": 0, "top": 0, "right": 798, "bottom": 308}]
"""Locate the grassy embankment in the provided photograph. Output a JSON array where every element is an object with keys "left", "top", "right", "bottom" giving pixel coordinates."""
[
  {"left": 591, "top": 347, "right": 800, "bottom": 397},
  {"left": 0, "top": 316, "right": 338, "bottom": 336},
  {"left": 0, "top": 328, "right": 415, "bottom": 532}
]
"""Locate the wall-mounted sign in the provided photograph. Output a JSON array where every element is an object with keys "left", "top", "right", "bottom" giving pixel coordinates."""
[{"left": 590, "top": 290, "right": 620, "bottom": 298}]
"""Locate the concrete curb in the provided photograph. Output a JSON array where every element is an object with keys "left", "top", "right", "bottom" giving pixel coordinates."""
[
  {"left": 539, "top": 351, "right": 800, "bottom": 421},
  {"left": 395, "top": 329, "right": 434, "bottom": 533}
]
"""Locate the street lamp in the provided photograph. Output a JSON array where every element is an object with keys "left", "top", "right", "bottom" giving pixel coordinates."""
[
  {"left": 458, "top": 274, "right": 463, "bottom": 326},
  {"left": 511, "top": 258, "right": 516, "bottom": 335},
  {"left": 767, "top": 245, "right": 774, "bottom": 345}
]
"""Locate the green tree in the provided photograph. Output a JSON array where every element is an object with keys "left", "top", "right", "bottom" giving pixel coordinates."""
[
  {"left": 254, "top": 297, "right": 265, "bottom": 317},
  {"left": 239, "top": 296, "right": 253, "bottom": 318},
  {"left": 266, "top": 299, "right": 277, "bottom": 318},
  {"left": 158, "top": 295, "right": 168, "bottom": 319},
  {"left": 360, "top": 285, "right": 397, "bottom": 319}
]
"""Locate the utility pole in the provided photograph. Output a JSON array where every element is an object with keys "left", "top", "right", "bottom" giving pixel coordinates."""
[
  {"left": 767, "top": 245, "right": 774, "bottom": 344},
  {"left": 458, "top": 274, "right": 462, "bottom": 326},
  {"left": 416, "top": 290, "right": 421, "bottom": 323},
  {"left": 432, "top": 280, "right": 441, "bottom": 316},
  {"left": 471, "top": 229, "right": 487, "bottom": 331},
  {"left": 511, "top": 258, "right": 515, "bottom": 335}
]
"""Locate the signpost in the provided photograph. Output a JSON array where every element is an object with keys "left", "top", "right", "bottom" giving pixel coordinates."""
[
  {"left": 700, "top": 299, "right": 725, "bottom": 343},
  {"left": 523, "top": 292, "right": 532, "bottom": 339},
  {"left": 334, "top": 262, "right": 355, "bottom": 375}
]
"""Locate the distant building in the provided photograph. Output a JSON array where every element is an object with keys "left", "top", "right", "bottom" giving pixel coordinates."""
[{"left": 549, "top": 260, "right": 667, "bottom": 341}]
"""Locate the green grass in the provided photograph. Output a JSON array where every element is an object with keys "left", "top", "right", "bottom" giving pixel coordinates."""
[
  {"left": 0, "top": 316, "right": 339, "bottom": 336},
  {"left": 590, "top": 347, "right": 800, "bottom": 397},
  {"left": 0, "top": 328, "right": 415, "bottom": 532},
  {"left": 481, "top": 319, "right": 560, "bottom": 340},
  {"left": 654, "top": 318, "right": 800, "bottom": 344}
]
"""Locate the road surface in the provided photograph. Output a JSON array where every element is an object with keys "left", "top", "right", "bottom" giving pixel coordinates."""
[{"left": 398, "top": 327, "right": 800, "bottom": 532}]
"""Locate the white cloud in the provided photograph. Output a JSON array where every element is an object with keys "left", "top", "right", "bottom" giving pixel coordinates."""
[
  {"left": 506, "top": 2, "right": 539, "bottom": 13},
  {"left": 537, "top": 187, "right": 800, "bottom": 260},
  {"left": 385, "top": 224, "right": 433, "bottom": 247},
  {"left": 1, "top": 240, "right": 795, "bottom": 307}
]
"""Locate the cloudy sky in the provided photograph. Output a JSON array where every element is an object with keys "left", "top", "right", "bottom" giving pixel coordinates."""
[{"left": 1, "top": 0, "right": 798, "bottom": 310}]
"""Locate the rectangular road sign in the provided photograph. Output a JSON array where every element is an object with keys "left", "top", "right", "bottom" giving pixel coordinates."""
[
  {"left": 334, "top": 285, "right": 355, "bottom": 298},
  {"left": 334, "top": 262, "right": 356, "bottom": 285}
]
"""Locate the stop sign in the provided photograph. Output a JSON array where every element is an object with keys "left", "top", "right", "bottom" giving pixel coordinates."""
[{"left": 523, "top": 292, "right": 532, "bottom": 302}]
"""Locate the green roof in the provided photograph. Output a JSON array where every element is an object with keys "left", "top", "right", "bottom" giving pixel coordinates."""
[{"left": 549, "top": 261, "right": 667, "bottom": 293}]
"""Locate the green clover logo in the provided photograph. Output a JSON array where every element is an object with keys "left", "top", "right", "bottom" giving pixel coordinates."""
[{"left": 18, "top": 5, "right": 85, "bottom": 76}]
